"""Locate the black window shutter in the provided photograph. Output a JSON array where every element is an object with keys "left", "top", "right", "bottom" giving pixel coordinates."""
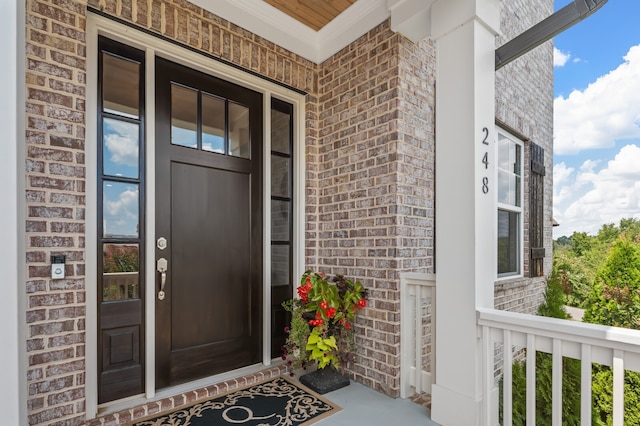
[{"left": 529, "top": 143, "right": 545, "bottom": 277}]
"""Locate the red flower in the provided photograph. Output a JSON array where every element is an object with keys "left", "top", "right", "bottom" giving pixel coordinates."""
[{"left": 320, "top": 300, "right": 328, "bottom": 309}]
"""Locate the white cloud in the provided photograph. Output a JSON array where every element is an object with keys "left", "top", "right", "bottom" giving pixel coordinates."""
[
  {"left": 554, "top": 47, "right": 571, "bottom": 67},
  {"left": 104, "top": 119, "right": 139, "bottom": 167},
  {"left": 554, "top": 44, "right": 640, "bottom": 155},
  {"left": 104, "top": 185, "right": 139, "bottom": 236},
  {"left": 553, "top": 144, "right": 640, "bottom": 237}
]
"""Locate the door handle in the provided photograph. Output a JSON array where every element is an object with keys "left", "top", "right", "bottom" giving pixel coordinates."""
[{"left": 157, "top": 258, "right": 168, "bottom": 300}]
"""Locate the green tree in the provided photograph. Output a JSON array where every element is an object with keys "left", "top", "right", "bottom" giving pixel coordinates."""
[
  {"left": 583, "top": 237, "right": 640, "bottom": 329},
  {"left": 582, "top": 236, "right": 640, "bottom": 425}
]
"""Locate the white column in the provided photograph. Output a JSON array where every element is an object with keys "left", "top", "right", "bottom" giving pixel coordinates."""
[
  {"left": 0, "top": 0, "right": 25, "bottom": 424},
  {"left": 430, "top": 0, "right": 499, "bottom": 424}
]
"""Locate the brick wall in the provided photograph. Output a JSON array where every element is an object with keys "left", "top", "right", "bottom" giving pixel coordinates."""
[
  {"left": 25, "top": 0, "right": 89, "bottom": 424},
  {"left": 312, "top": 22, "right": 436, "bottom": 396},
  {"left": 494, "top": 0, "right": 554, "bottom": 314}
]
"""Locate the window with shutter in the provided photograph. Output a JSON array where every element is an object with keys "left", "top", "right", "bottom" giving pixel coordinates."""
[{"left": 529, "top": 142, "right": 545, "bottom": 277}]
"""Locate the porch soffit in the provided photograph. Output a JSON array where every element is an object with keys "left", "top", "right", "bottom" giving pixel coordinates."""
[{"left": 188, "top": 0, "right": 436, "bottom": 64}]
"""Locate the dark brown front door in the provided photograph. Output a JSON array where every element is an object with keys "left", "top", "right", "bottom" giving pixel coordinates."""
[{"left": 155, "top": 57, "right": 263, "bottom": 388}]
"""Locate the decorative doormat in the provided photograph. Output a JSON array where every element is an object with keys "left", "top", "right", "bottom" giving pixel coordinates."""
[{"left": 131, "top": 376, "right": 341, "bottom": 426}]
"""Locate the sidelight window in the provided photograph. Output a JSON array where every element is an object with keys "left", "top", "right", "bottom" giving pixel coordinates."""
[{"left": 97, "top": 36, "right": 145, "bottom": 403}]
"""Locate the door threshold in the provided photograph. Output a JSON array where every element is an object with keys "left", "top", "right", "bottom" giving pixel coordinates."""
[{"left": 88, "top": 363, "right": 289, "bottom": 425}]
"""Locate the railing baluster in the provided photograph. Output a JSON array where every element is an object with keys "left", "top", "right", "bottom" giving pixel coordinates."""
[
  {"left": 482, "top": 325, "right": 493, "bottom": 426},
  {"left": 414, "top": 284, "right": 422, "bottom": 394},
  {"left": 526, "top": 334, "right": 536, "bottom": 426},
  {"left": 612, "top": 349, "right": 624, "bottom": 426},
  {"left": 503, "top": 330, "right": 513, "bottom": 425},
  {"left": 580, "top": 344, "right": 592, "bottom": 424},
  {"left": 552, "top": 339, "right": 562, "bottom": 426}
]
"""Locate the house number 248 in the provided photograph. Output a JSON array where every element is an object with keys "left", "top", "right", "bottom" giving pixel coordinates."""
[{"left": 481, "top": 127, "right": 489, "bottom": 194}]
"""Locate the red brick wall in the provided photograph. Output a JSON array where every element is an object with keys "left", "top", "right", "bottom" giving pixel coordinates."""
[
  {"left": 25, "top": 0, "right": 89, "bottom": 424},
  {"left": 312, "top": 23, "right": 436, "bottom": 395}
]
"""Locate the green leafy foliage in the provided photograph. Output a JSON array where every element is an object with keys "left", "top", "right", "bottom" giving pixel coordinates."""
[
  {"left": 282, "top": 271, "right": 366, "bottom": 374},
  {"left": 591, "top": 366, "right": 640, "bottom": 426},
  {"left": 583, "top": 237, "right": 640, "bottom": 329}
]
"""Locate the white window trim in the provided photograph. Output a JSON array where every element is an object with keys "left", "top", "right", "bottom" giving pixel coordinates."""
[
  {"left": 495, "top": 127, "right": 524, "bottom": 281},
  {"left": 86, "top": 13, "right": 306, "bottom": 419}
]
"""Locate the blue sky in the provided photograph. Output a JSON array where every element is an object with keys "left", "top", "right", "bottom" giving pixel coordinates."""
[{"left": 552, "top": 0, "right": 640, "bottom": 238}]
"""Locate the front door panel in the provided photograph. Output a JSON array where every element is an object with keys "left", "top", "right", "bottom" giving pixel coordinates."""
[{"left": 155, "top": 57, "right": 263, "bottom": 388}]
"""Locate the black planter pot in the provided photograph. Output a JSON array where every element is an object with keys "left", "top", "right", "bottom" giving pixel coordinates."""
[{"left": 299, "top": 366, "right": 350, "bottom": 394}]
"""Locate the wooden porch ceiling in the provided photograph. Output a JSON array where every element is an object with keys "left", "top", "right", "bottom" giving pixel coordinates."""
[
  {"left": 192, "top": 0, "right": 434, "bottom": 63},
  {"left": 263, "top": 0, "right": 356, "bottom": 31}
]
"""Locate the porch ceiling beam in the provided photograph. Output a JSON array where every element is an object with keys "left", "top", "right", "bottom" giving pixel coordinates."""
[
  {"left": 388, "top": 0, "right": 437, "bottom": 44},
  {"left": 495, "top": 0, "right": 608, "bottom": 70}
]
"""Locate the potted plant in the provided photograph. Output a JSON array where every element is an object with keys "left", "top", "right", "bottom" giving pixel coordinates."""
[{"left": 282, "top": 270, "right": 367, "bottom": 393}]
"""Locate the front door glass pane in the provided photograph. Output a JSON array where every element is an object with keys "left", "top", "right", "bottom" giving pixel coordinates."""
[
  {"left": 271, "top": 156, "right": 290, "bottom": 198},
  {"left": 271, "top": 245, "right": 290, "bottom": 287},
  {"left": 271, "top": 200, "right": 290, "bottom": 241},
  {"left": 229, "top": 102, "right": 250, "bottom": 158},
  {"left": 171, "top": 84, "right": 198, "bottom": 149},
  {"left": 202, "top": 93, "right": 225, "bottom": 153},
  {"left": 102, "top": 52, "right": 140, "bottom": 119},
  {"left": 103, "top": 181, "right": 139, "bottom": 238},
  {"left": 103, "top": 117, "right": 139, "bottom": 179},
  {"left": 103, "top": 243, "right": 140, "bottom": 301},
  {"left": 271, "top": 109, "right": 291, "bottom": 154}
]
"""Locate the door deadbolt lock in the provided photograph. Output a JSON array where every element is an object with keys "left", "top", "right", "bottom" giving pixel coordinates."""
[{"left": 157, "top": 237, "right": 167, "bottom": 250}]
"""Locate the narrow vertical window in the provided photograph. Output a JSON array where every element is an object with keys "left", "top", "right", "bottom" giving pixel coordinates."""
[
  {"left": 497, "top": 129, "right": 523, "bottom": 277},
  {"left": 270, "top": 98, "right": 294, "bottom": 358},
  {"left": 97, "top": 36, "right": 145, "bottom": 403}
]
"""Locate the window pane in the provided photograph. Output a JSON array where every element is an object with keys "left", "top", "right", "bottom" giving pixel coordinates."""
[
  {"left": 102, "top": 53, "right": 140, "bottom": 119},
  {"left": 103, "top": 117, "right": 139, "bottom": 179},
  {"left": 271, "top": 200, "right": 290, "bottom": 241},
  {"left": 229, "top": 102, "right": 250, "bottom": 158},
  {"left": 103, "top": 181, "right": 139, "bottom": 238},
  {"left": 171, "top": 84, "right": 198, "bottom": 149},
  {"left": 103, "top": 243, "right": 140, "bottom": 301},
  {"left": 271, "top": 245, "right": 290, "bottom": 287},
  {"left": 271, "top": 108, "right": 291, "bottom": 154},
  {"left": 202, "top": 93, "right": 225, "bottom": 154},
  {"left": 498, "top": 210, "right": 520, "bottom": 275},
  {"left": 497, "top": 134, "right": 522, "bottom": 207},
  {"left": 498, "top": 169, "right": 522, "bottom": 206},
  {"left": 271, "top": 155, "right": 290, "bottom": 198}
]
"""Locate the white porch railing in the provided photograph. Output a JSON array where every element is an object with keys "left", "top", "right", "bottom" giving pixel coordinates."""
[
  {"left": 478, "top": 307, "right": 640, "bottom": 426},
  {"left": 400, "top": 272, "right": 436, "bottom": 398}
]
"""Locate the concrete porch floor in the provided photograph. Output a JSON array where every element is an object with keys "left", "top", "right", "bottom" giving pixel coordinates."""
[{"left": 317, "top": 380, "right": 440, "bottom": 425}]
